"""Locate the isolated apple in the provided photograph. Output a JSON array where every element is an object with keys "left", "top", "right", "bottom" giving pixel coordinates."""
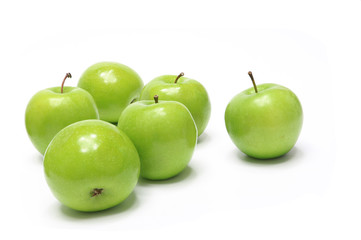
[
  {"left": 78, "top": 62, "right": 143, "bottom": 123},
  {"left": 44, "top": 120, "right": 140, "bottom": 212},
  {"left": 140, "top": 73, "right": 211, "bottom": 136},
  {"left": 118, "top": 95, "right": 197, "bottom": 180},
  {"left": 225, "top": 72, "right": 303, "bottom": 159},
  {"left": 25, "top": 73, "right": 99, "bottom": 155}
]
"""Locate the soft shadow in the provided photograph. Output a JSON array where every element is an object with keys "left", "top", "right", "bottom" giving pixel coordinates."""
[
  {"left": 237, "top": 147, "right": 302, "bottom": 165},
  {"left": 197, "top": 132, "right": 210, "bottom": 144},
  {"left": 59, "top": 191, "right": 137, "bottom": 219},
  {"left": 32, "top": 152, "right": 44, "bottom": 165},
  {"left": 137, "top": 166, "right": 194, "bottom": 185}
]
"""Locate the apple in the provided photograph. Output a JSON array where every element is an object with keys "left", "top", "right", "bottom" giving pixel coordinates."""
[
  {"left": 140, "top": 72, "right": 211, "bottom": 136},
  {"left": 118, "top": 95, "right": 197, "bottom": 180},
  {"left": 44, "top": 120, "right": 140, "bottom": 212},
  {"left": 78, "top": 62, "right": 144, "bottom": 123},
  {"left": 225, "top": 71, "right": 303, "bottom": 159},
  {"left": 25, "top": 73, "right": 99, "bottom": 155}
]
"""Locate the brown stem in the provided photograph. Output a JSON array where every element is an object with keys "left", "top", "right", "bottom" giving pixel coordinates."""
[
  {"left": 91, "top": 188, "right": 103, "bottom": 197},
  {"left": 61, "top": 73, "right": 72, "bottom": 93},
  {"left": 174, "top": 72, "right": 184, "bottom": 83},
  {"left": 248, "top": 71, "right": 258, "bottom": 93},
  {"left": 154, "top": 95, "right": 159, "bottom": 103}
]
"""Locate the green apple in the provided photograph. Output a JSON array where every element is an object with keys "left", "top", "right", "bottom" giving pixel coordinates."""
[
  {"left": 44, "top": 120, "right": 140, "bottom": 212},
  {"left": 118, "top": 95, "right": 197, "bottom": 180},
  {"left": 140, "top": 73, "right": 211, "bottom": 136},
  {"left": 225, "top": 72, "right": 303, "bottom": 159},
  {"left": 78, "top": 62, "right": 144, "bottom": 123},
  {"left": 25, "top": 73, "right": 99, "bottom": 155}
]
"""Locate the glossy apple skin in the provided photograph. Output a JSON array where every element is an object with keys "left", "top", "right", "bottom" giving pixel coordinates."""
[
  {"left": 118, "top": 100, "right": 197, "bottom": 180},
  {"left": 25, "top": 87, "right": 99, "bottom": 155},
  {"left": 140, "top": 75, "right": 211, "bottom": 136},
  {"left": 78, "top": 62, "right": 144, "bottom": 123},
  {"left": 225, "top": 83, "right": 303, "bottom": 159},
  {"left": 44, "top": 120, "right": 140, "bottom": 212}
]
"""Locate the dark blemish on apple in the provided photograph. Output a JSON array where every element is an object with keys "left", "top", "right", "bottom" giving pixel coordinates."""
[{"left": 90, "top": 188, "right": 103, "bottom": 197}]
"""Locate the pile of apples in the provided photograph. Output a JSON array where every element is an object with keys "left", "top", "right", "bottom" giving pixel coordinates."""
[{"left": 25, "top": 62, "right": 302, "bottom": 212}]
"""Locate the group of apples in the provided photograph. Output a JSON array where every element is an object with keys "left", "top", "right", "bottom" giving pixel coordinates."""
[{"left": 25, "top": 62, "right": 303, "bottom": 212}]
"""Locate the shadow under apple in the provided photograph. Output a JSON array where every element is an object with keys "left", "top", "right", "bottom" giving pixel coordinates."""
[
  {"left": 197, "top": 132, "right": 210, "bottom": 145},
  {"left": 137, "top": 165, "right": 195, "bottom": 185},
  {"left": 59, "top": 191, "right": 138, "bottom": 219},
  {"left": 32, "top": 152, "right": 43, "bottom": 165},
  {"left": 236, "top": 146, "right": 302, "bottom": 165}
]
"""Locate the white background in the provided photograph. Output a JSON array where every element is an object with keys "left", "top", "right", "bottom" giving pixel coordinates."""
[{"left": 1, "top": 0, "right": 360, "bottom": 239}]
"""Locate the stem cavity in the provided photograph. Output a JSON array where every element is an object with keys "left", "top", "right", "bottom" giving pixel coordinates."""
[
  {"left": 248, "top": 71, "right": 258, "bottom": 93},
  {"left": 174, "top": 72, "right": 184, "bottom": 83},
  {"left": 61, "top": 73, "right": 72, "bottom": 93}
]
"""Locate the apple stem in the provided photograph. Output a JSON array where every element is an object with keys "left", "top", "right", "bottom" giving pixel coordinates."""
[
  {"left": 248, "top": 71, "right": 258, "bottom": 93},
  {"left": 91, "top": 188, "right": 103, "bottom": 197},
  {"left": 61, "top": 73, "right": 72, "bottom": 93},
  {"left": 174, "top": 72, "right": 184, "bottom": 83},
  {"left": 154, "top": 95, "right": 159, "bottom": 103}
]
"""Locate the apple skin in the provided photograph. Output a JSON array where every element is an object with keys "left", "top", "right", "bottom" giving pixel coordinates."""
[
  {"left": 117, "top": 99, "right": 197, "bottom": 180},
  {"left": 140, "top": 74, "right": 211, "bottom": 136},
  {"left": 78, "top": 62, "right": 144, "bottom": 123},
  {"left": 225, "top": 83, "right": 303, "bottom": 159},
  {"left": 25, "top": 86, "right": 99, "bottom": 155},
  {"left": 44, "top": 120, "right": 140, "bottom": 212}
]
